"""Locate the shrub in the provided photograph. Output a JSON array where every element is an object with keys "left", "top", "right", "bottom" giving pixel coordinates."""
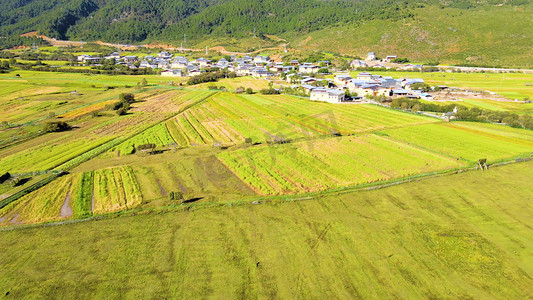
[
  {"left": 259, "top": 88, "right": 279, "bottom": 95},
  {"left": 42, "top": 121, "right": 71, "bottom": 133},
  {"left": 245, "top": 88, "right": 253, "bottom": 94},
  {"left": 116, "top": 108, "right": 127, "bottom": 115},
  {"left": 169, "top": 191, "right": 184, "bottom": 203},
  {"left": 119, "top": 93, "right": 135, "bottom": 103}
]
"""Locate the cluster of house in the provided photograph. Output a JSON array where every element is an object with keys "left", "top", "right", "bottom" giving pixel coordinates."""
[
  {"left": 77, "top": 51, "right": 334, "bottom": 78},
  {"left": 160, "top": 56, "right": 331, "bottom": 78},
  {"left": 301, "top": 72, "right": 432, "bottom": 104}
]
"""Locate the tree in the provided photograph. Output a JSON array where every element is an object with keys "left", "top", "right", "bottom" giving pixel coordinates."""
[
  {"left": 119, "top": 93, "right": 135, "bottom": 103},
  {"left": 42, "top": 121, "right": 71, "bottom": 132},
  {"left": 245, "top": 88, "right": 253, "bottom": 94},
  {"left": 116, "top": 108, "right": 127, "bottom": 115},
  {"left": 410, "top": 82, "right": 431, "bottom": 92}
]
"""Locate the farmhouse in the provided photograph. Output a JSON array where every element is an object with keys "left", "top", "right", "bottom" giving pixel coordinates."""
[
  {"left": 384, "top": 55, "right": 398, "bottom": 62},
  {"left": 310, "top": 88, "right": 345, "bottom": 103},
  {"left": 161, "top": 70, "right": 183, "bottom": 77},
  {"left": 366, "top": 52, "right": 376, "bottom": 61},
  {"left": 299, "top": 63, "right": 320, "bottom": 74},
  {"left": 334, "top": 75, "right": 353, "bottom": 86}
]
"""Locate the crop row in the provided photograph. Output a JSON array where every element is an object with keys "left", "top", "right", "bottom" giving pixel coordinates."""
[
  {"left": 217, "top": 134, "right": 464, "bottom": 195},
  {"left": 380, "top": 123, "right": 533, "bottom": 163},
  {"left": 112, "top": 123, "right": 176, "bottom": 155},
  {"left": 93, "top": 166, "right": 142, "bottom": 213},
  {"left": 0, "top": 137, "right": 113, "bottom": 173},
  {"left": 163, "top": 92, "right": 438, "bottom": 148}
]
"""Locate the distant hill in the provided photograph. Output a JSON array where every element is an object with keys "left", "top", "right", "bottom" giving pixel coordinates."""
[{"left": 0, "top": 0, "right": 532, "bottom": 67}]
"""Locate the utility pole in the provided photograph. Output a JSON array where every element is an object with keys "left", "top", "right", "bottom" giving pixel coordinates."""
[
  {"left": 184, "top": 34, "right": 186, "bottom": 44},
  {"left": 180, "top": 42, "right": 183, "bottom": 53}
]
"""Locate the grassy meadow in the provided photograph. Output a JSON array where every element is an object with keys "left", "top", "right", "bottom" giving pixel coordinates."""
[
  {"left": 0, "top": 160, "right": 531, "bottom": 298},
  {"left": 295, "top": 4, "right": 533, "bottom": 68}
]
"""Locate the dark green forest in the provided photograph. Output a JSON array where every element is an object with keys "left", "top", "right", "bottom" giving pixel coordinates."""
[{"left": 0, "top": 0, "right": 528, "bottom": 43}]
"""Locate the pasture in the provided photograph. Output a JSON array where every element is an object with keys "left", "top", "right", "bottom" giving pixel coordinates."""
[{"left": 0, "top": 160, "right": 531, "bottom": 298}]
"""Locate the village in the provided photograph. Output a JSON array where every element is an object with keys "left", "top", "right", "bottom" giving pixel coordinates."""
[{"left": 76, "top": 51, "right": 446, "bottom": 104}]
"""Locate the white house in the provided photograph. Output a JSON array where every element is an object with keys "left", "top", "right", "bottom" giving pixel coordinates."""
[
  {"left": 299, "top": 63, "right": 319, "bottom": 74},
  {"left": 356, "top": 72, "right": 374, "bottom": 82},
  {"left": 334, "top": 75, "right": 353, "bottom": 86},
  {"left": 254, "top": 55, "right": 270, "bottom": 64},
  {"left": 310, "top": 88, "right": 345, "bottom": 103},
  {"left": 161, "top": 69, "right": 183, "bottom": 77},
  {"left": 366, "top": 52, "right": 376, "bottom": 61}
]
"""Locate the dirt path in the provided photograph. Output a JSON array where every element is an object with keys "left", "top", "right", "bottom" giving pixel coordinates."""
[
  {"left": 22, "top": 32, "right": 286, "bottom": 55},
  {"left": 60, "top": 192, "right": 73, "bottom": 218},
  {"left": 91, "top": 186, "right": 95, "bottom": 213},
  {"left": 10, "top": 214, "right": 21, "bottom": 225},
  {"left": 155, "top": 178, "right": 167, "bottom": 197}
]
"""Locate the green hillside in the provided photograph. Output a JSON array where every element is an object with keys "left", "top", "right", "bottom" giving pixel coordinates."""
[
  {"left": 0, "top": 0, "right": 532, "bottom": 66},
  {"left": 0, "top": 160, "right": 532, "bottom": 298}
]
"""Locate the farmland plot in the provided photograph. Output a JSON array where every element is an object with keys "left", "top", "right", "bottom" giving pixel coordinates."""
[
  {"left": 218, "top": 135, "right": 463, "bottom": 195},
  {"left": 112, "top": 123, "right": 176, "bottom": 155},
  {"left": 0, "top": 137, "right": 113, "bottom": 173},
  {"left": 381, "top": 123, "right": 533, "bottom": 163},
  {"left": 129, "top": 156, "right": 256, "bottom": 202},
  {"left": 167, "top": 92, "right": 438, "bottom": 147},
  {"left": 0, "top": 176, "right": 72, "bottom": 224},
  {"left": 93, "top": 166, "right": 142, "bottom": 213}
]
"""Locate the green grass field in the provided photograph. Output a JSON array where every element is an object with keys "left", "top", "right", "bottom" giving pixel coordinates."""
[
  {"left": 296, "top": 4, "right": 533, "bottom": 68},
  {"left": 353, "top": 71, "right": 533, "bottom": 101},
  {"left": 0, "top": 160, "right": 531, "bottom": 298}
]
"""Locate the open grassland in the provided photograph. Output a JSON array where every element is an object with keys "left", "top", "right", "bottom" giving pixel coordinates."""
[
  {"left": 297, "top": 5, "right": 533, "bottom": 68},
  {"left": 0, "top": 160, "right": 531, "bottom": 298}
]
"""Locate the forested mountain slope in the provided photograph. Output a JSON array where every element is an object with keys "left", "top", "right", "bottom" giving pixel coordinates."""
[{"left": 0, "top": 0, "right": 531, "bottom": 66}]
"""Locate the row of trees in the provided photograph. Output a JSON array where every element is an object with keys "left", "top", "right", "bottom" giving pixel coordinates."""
[{"left": 187, "top": 69, "right": 236, "bottom": 85}]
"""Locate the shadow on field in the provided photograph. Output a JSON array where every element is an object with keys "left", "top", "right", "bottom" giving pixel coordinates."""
[{"left": 183, "top": 197, "right": 203, "bottom": 204}]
